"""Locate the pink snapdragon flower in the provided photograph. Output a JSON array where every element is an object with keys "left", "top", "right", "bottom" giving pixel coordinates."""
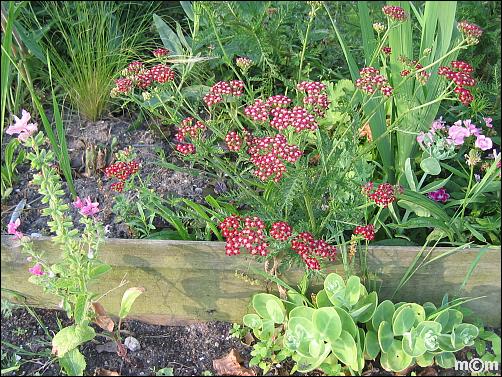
[
  {"left": 73, "top": 196, "right": 99, "bottom": 217},
  {"left": 29, "top": 263, "right": 44, "bottom": 276},
  {"left": 7, "top": 218, "right": 23, "bottom": 239},
  {"left": 6, "top": 109, "right": 38, "bottom": 142},
  {"left": 475, "top": 135, "right": 493, "bottom": 151}
]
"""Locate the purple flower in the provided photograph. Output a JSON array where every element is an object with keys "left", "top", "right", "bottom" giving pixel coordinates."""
[
  {"left": 29, "top": 263, "right": 44, "bottom": 276},
  {"left": 475, "top": 135, "right": 493, "bottom": 151},
  {"left": 463, "top": 120, "right": 481, "bottom": 136},
  {"left": 431, "top": 117, "right": 446, "bottom": 131},
  {"left": 6, "top": 109, "right": 38, "bottom": 142},
  {"left": 448, "top": 125, "right": 470, "bottom": 145},
  {"left": 483, "top": 117, "right": 493, "bottom": 128},
  {"left": 428, "top": 187, "right": 450, "bottom": 203}
]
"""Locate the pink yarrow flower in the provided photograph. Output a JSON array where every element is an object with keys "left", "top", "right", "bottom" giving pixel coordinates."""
[
  {"left": 7, "top": 218, "right": 23, "bottom": 239},
  {"left": 6, "top": 109, "right": 38, "bottom": 142},
  {"left": 29, "top": 263, "right": 44, "bottom": 276}
]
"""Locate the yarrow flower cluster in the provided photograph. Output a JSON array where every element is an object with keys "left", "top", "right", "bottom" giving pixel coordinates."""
[
  {"left": 203, "top": 80, "right": 244, "bottom": 107},
  {"left": 247, "top": 134, "right": 302, "bottom": 182},
  {"left": 355, "top": 67, "right": 393, "bottom": 97},
  {"left": 296, "top": 81, "right": 330, "bottom": 117},
  {"left": 104, "top": 160, "right": 140, "bottom": 192},
  {"left": 399, "top": 59, "right": 430, "bottom": 85},
  {"left": 225, "top": 131, "right": 242, "bottom": 152},
  {"left": 382, "top": 5, "right": 407, "bottom": 21},
  {"left": 270, "top": 221, "right": 293, "bottom": 241},
  {"left": 438, "top": 60, "right": 476, "bottom": 106},
  {"left": 381, "top": 46, "right": 392, "bottom": 55},
  {"left": 457, "top": 20, "right": 483, "bottom": 43},
  {"left": 427, "top": 188, "right": 450, "bottom": 203},
  {"left": 363, "top": 182, "right": 402, "bottom": 207},
  {"left": 236, "top": 56, "right": 253, "bottom": 71},
  {"left": 373, "top": 22, "right": 386, "bottom": 33},
  {"left": 152, "top": 47, "right": 170, "bottom": 57},
  {"left": 219, "top": 215, "right": 269, "bottom": 256},
  {"left": 174, "top": 117, "right": 207, "bottom": 155},
  {"left": 291, "top": 232, "right": 337, "bottom": 270},
  {"left": 111, "top": 52, "right": 176, "bottom": 96},
  {"left": 6, "top": 109, "right": 38, "bottom": 142},
  {"left": 73, "top": 196, "right": 100, "bottom": 217},
  {"left": 353, "top": 224, "right": 375, "bottom": 241}
]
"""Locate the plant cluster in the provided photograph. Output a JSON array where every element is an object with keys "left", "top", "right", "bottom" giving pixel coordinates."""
[{"left": 242, "top": 272, "right": 492, "bottom": 375}]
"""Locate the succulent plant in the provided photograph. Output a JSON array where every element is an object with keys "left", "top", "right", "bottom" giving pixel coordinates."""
[{"left": 242, "top": 272, "right": 482, "bottom": 374}]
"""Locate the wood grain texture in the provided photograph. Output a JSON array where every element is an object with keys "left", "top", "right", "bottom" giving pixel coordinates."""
[{"left": 1, "top": 236, "right": 500, "bottom": 326}]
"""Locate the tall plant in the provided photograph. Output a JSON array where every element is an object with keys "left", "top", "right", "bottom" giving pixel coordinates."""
[{"left": 327, "top": 1, "right": 478, "bottom": 182}]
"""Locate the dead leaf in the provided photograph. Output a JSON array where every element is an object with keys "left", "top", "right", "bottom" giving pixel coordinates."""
[
  {"left": 92, "top": 302, "right": 115, "bottom": 332},
  {"left": 418, "top": 366, "right": 438, "bottom": 376},
  {"left": 213, "top": 349, "right": 256, "bottom": 376},
  {"left": 94, "top": 368, "right": 120, "bottom": 376},
  {"left": 243, "top": 332, "right": 254, "bottom": 346}
]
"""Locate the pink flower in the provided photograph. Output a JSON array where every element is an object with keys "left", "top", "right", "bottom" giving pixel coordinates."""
[
  {"left": 448, "top": 125, "right": 470, "bottom": 145},
  {"left": 6, "top": 109, "right": 38, "bottom": 142},
  {"left": 483, "top": 117, "right": 493, "bottom": 128},
  {"left": 428, "top": 188, "right": 450, "bottom": 203},
  {"left": 475, "top": 135, "right": 493, "bottom": 151},
  {"left": 76, "top": 197, "right": 100, "bottom": 217},
  {"left": 29, "top": 263, "right": 44, "bottom": 276},
  {"left": 73, "top": 196, "right": 85, "bottom": 210},
  {"left": 463, "top": 120, "right": 481, "bottom": 136},
  {"left": 7, "top": 218, "right": 23, "bottom": 239}
]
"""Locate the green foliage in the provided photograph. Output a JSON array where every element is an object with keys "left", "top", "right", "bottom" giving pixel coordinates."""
[
  {"left": 1, "top": 138, "right": 25, "bottom": 199},
  {"left": 242, "top": 272, "right": 486, "bottom": 374},
  {"left": 20, "top": 1, "right": 157, "bottom": 120}
]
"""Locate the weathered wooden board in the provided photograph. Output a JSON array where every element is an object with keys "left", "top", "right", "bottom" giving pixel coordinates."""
[{"left": 1, "top": 236, "right": 500, "bottom": 326}]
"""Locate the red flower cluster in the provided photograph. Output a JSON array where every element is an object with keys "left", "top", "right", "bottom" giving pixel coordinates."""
[
  {"left": 247, "top": 134, "right": 302, "bottom": 182},
  {"left": 115, "top": 78, "right": 133, "bottom": 93},
  {"left": 363, "top": 182, "right": 401, "bottom": 207},
  {"left": 353, "top": 224, "right": 375, "bottom": 241},
  {"left": 266, "top": 95, "right": 292, "bottom": 108},
  {"left": 104, "top": 161, "right": 140, "bottom": 192},
  {"left": 175, "top": 117, "right": 206, "bottom": 155},
  {"left": 225, "top": 131, "right": 242, "bottom": 152},
  {"left": 269, "top": 106, "right": 318, "bottom": 132},
  {"left": 400, "top": 60, "right": 430, "bottom": 84},
  {"left": 203, "top": 81, "right": 244, "bottom": 107},
  {"left": 296, "top": 81, "right": 330, "bottom": 117},
  {"left": 153, "top": 48, "right": 170, "bottom": 57},
  {"left": 127, "top": 61, "right": 144, "bottom": 73},
  {"left": 457, "top": 20, "right": 483, "bottom": 39},
  {"left": 291, "top": 232, "right": 337, "bottom": 270},
  {"left": 219, "top": 215, "right": 269, "bottom": 256},
  {"left": 270, "top": 221, "right": 293, "bottom": 241},
  {"left": 244, "top": 99, "right": 271, "bottom": 122},
  {"left": 150, "top": 64, "right": 175, "bottom": 83},
  {"left": 382, "top": 47, "right": 392, "bottom": 55},
  {"left": 438, "top": 60, "right": 476, "bottom": 106},
  {"left": 112, "top": 57, "right": 176, "bottom": 94},
  {"left": 355, "top": 67, "right": 393, "bottom": 97},
  {"left": 382, "top": 5, "right": 407, "bottom": 21}
]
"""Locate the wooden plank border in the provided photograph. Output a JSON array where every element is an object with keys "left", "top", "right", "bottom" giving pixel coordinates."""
[{"left": 1, "top": 236, "right": 500, "bottom": 326}]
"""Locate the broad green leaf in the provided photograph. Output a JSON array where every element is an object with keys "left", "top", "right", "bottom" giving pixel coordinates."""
[
  {"left": 416, "top": 351, "right": 435, "bottom": 367},
  {"left": 344, "top": 275, "right": 361, "bottom": 307},
  {"left": 289, "top": 306, "right": 315, "bottom": 321},
  {"left": 119, "top": 287, "right": 145, "bottom": 319},
  {"left": 89, "top": 263, "right": 111, "bottom": 279},
  {"left": 350, "top": 291, "right": 378, "bottom": 323},
  {"left": 435, "top": 352, "right": 456, "bottom": 368},
  {"left": 324, "top": 273, "right": 345, "bottom": 306},
  {"left": 402, "top": 327, "right": 427, "bottom": 357},
  {"left": 421, "top": 157, "right": 441, "bottom": 175},
  {"left": 335, "top": 307, "right": 358, "bottom": 338},
  {"left": 372, "top": 300, "right": 395, "bottom": 330},
  {"left": 153, "top": 14, "right": 182, "bottom": 55},
  {"left": 313, "top": 307, "right": 342, "bottom": 343},
  {"left": 378, "top": 321, "right": 394, "bottom": 353},
  {"left": 252, "top": 293, "right": 285, "bottom": 323},
  {"left": 419, "top": 174, "right": 453, "bottom": 194},
  {"left": 364, "top": 330, "right": 380, "bottom": 360},
  {"left": 392, "top": 307, "right": 416, "bottom": 336},
  {"left": 52, "top": 325, "right": 95, "bottom": 357},
  {"left": 266, "top": 299, "right": 285, "bottom": 324},
  {"left": 404, "top": 158, "right": 417, "bottom": 191},
  {"left": 243, "top": 314, "right": 262, "bottom": 329},
  {"left": 58, "top": 348, "right": 86, "bottom": 376},
  {"left": 380, "top": 339, "right": 413, "bottom": 372},
  {"left": 315, "top": 289, "right": 332, "bottom": 308},
  {"left": 331, "top": 330, "right": 358, "bottom": 370}
]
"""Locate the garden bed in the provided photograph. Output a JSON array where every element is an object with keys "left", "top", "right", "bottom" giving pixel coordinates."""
[
  {"left": 2, "top": 236, "right": 500, "bottom": 326},
  {"left": 1, "top": 306, "right": 497, "bottom": 376}
]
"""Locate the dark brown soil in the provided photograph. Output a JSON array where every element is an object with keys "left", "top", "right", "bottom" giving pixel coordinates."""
[
  {"left": 1, "top": 112, "right": 214, "bottom": 239},
  {"left": 1, "top": 307, "right": 499, "bottom": 376}
]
